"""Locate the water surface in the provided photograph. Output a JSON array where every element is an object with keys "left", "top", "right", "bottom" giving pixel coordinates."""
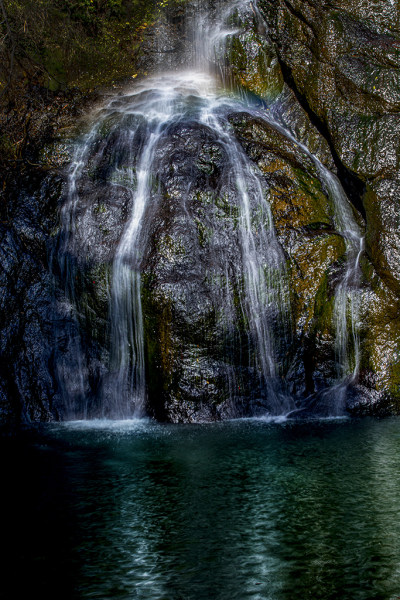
[{"left": 2, "top": 417, "right": 400, "bottom": 599}]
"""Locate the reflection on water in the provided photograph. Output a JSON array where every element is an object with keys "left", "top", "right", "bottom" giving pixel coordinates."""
[{"left": 2, "top": 418, "right": 400, "bottom": 599}]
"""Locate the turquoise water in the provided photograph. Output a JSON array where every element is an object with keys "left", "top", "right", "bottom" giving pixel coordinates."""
[{"left": 3, "top": 417, "right": 400, "bottom": 600}]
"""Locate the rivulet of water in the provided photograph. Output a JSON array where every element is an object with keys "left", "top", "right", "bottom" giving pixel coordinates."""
[
  {"left": 56, "top": 126, "right": 101, "bottom": 418},
  {"left": 256, "top": 111, "right": 365, "bottom": 414},
  {"left": 311, "top": 167, "right": 364, "bottom": 415},
  {"left": 295, "top": 143, "right": 364, "bottom": 414},
  {"left": 198, "top": 99, "right": 293, "bottom": 413}
]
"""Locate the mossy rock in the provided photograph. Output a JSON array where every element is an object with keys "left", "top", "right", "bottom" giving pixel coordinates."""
[
  {"left": 227, "top": 30, "right": 284, "bottom": 100},
  {"left": 39, "top": 142, "right": 72, "bottom": 168},
  {"left": 289, "top": 234, "right": 346, "bottom": 333},
  {"left": 364, "top": 178, "right": 400, "bottom": 296},
  {"left": 358, "top": 269, "right": 400, "bottom": 409}
]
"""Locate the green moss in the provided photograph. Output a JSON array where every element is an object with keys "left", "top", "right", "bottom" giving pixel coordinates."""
[
  {"left": 266, "top": 166, "right": 332, "bottom": 232},
  {"left": 288, "top": 234, "right": 346, "bottom": 334},
  {"left": 227, "top": 26, "right": 284, "bottom": 100},
  {"left": 306, "top": 221, "right": 332, "bottom": 231},
  {"left": 389, "top": 360, "right": 400, "bottom": 401},
  {"left": 358, "top": 273, "right": 400, "bottom": 404},
  {"left": 196, "top": 219, "right": 211, "bottom": 249},
  {"left": 94, "top": 203, "right": 107, "bottom": 215},
  {"left": 313, "top": 272, "right": 335, "bottom": 333},
  {"left": 157, "top": 233, "right": 186, "bottom": 260},
  {"left": 2, "top": 0, "right": 190, "bottom": 95},
  {"left": 215, "top": 195, "right": 239, "bottom": 218},
  {"left": 294, "top": 168, "right": 332, "bottom": 218}
]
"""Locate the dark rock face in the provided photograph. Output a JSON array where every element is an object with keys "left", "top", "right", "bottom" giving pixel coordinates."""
[
  {"left": 228, "top": 112, "right": 352, "bottom": 402},
  {"left": 54, "top": 111, "right": 298, "bottom": 422},
  {"left": 258, "top": 0, "right": 400, "bottom": 207},
  {"left": 254, "top": 0, "right": 400, "bottom": 412},
  {"left": 0, "top": 173, "right": 62, "bottom": 422},
  {"left": 2, "top": 0, "right": 400, "bottom": 422},
  {"left": 140, "top": 118, "right": 293, "bottom": 421},
  {"left": 141, "top": 121, "right": 244, "bottom": 422}
]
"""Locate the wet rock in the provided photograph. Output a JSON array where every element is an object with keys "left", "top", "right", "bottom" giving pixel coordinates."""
[
  {"left": 258, "top": 0, "right": 400, "bottom": 412},
  {"left": 218, "top": 4, "right": 337, "bottom": 171},
  {"left": 364, "top": 178, "right": 400, "bottom": 296},
  {"left": 355, "top": 258, "right": 400, "bottom": 411},
  {"left": 140, "top": 119, "right": 273, "bottom": 421},
  {"left": 1, "top": 102, "right": 379, "bottom": 422},
  {"left": 0, "top": 173, "right": 62, "bottom": 422},
  {"left": 225, "top": 1, "right": 284, "bottom": 100},
  {"left": 3, "top": 0, "right": 400, "bottom": 421},
  {"left": 258, "top": 0, "right": 400, "bottom": 262},
  {"left": 229, "top": 112, "right": 349, "bottom": 397}
]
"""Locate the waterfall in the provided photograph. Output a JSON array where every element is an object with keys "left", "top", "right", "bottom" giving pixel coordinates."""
[
  {"left": 319, "top": 169, "right": 364, "bottom": 414},
  {"left": 105, "top": 125, "right": 160, "bottom": 418},
  {"left": 57, "top": 0, "right": 363, "bottom": 420},
  {"left": 295, "top": 141, "right": 364, "bottom": 414},
  {"left": 197, "top": 100, "right": 293, "bottom": 413},
  {"left": 191, "top": 0, "right": 241, "bottom": 76},
  {"left": 56, "top": 126, "right": 101, "bottom": 418}
]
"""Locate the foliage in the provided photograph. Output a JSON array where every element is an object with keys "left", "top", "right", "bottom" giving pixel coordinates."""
[
  {"left": 0, "top": 0, "right": 177, "bottom": 96},
  {"left": 0, "top": 0, "right": 187, "bottom": 209},
  {"left": 0, "top": 0, "right": 190, "bottom": 181}
]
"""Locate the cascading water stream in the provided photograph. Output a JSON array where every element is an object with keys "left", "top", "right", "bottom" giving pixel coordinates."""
[
  {"left": 198, "top": 100, "right": 293, "bottom": 413},
  {"left": 322, "top": 170, "right": 364, "bottom": 381},
  {"left": 257, "top": 110, "right": 364, "bottom": 413},
  {"left": 298, "top": 166, "right": 365, "bottom": 415},
  {"left": 57, "top": 126, "right": 101, "bottom": 418},
  {"left": 289, "top": 134, "right": 364, "bottom": 411},
  {"left": 191, "top": 0, "right": 241, "bottom": 74},
  {"left": 56, "top": 0, "right": 295, "bottom": 418},
  {"left": 239, "top": 0, "right": 365, "bottom": 403},
  {"left": 105, "top": 126, "right": 160, "bottom": 418}
]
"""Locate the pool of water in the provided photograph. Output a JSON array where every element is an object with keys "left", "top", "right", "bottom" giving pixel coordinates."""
[{"left": 2, "top": 417, "right": 400, "bottom": 600}]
